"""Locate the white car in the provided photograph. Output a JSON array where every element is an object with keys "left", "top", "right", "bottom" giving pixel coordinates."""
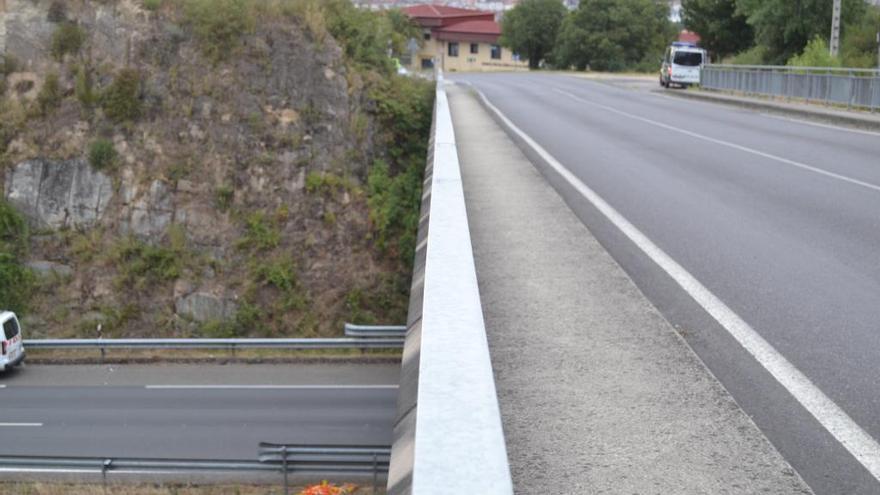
[
  {"left": 0, "top": 311, "right": 25, "bottom": 371},
  {"left": 660, "top": 43, "right": 707, "bottom": 88}
]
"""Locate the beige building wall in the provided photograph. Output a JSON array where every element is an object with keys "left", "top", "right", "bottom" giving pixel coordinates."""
[{"left": 409, "top": 35, "right": 527, "bottom": 73}]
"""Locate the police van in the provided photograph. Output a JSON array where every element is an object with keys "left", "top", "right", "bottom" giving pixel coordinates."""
[
  {"left": 660, "top": 42, "right": 708, "bottom": 88},
  {"left": 0, "top": 311, "right": 25, "bottom": 371}
]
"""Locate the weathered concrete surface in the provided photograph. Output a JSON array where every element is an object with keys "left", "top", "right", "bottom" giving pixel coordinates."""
[{"left": 447, "top": 84, "right": 813, "bottom": 494}]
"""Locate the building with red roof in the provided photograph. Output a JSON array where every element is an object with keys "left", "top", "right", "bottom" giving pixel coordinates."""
[{"left": 402, "top": 4, "right": 527, "bottom": 72}]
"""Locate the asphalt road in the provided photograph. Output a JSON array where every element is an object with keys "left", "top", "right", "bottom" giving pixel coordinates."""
[
  {"left": 451, "top": 73, "right": 880, "bottom": 495},
  {"left": 0, "top": 364, "right": 398, "bottom": 460}
]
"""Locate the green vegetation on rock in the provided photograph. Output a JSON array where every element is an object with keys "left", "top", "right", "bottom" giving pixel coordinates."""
[
  {"left": 101, "top": 69, "right": 142, "bottom": 122},
  {"left": 0, "top": 200, "right": 33, "bottom": 315},
  {"left": 88, "top": 139, "right": 117, "bottom": 170},
  {"left": 50, "top": 22, "right": 86, "bottom": 61},
  {"left": 183, "top": 0, "right": 255, "bottom": 61}
]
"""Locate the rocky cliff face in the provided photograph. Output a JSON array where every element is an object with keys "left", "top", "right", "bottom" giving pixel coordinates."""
[{"left": 0, "top": 0, "right": 424, "bottom": 338}]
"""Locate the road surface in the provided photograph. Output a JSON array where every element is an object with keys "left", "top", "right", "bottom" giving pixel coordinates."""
[
  {"left": 451, "top": 72, "right": 880, "bottom": 495},
  {"left": 0, "top": 364, "right": 398, "bottom": 460}
]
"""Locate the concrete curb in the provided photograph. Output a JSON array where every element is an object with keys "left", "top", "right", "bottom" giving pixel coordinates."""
[{"left": 665, "top": 89, "right": 880, "bottom": 131}]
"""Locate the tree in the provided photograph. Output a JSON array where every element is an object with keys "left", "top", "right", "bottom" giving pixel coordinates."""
[
  {"left": 500, "top": 0, "right": 568, "bottom": 69},
  {"left": 555, "top": 0, "right": 674, "bottom": 71},
  {"left": 681, "top": 0, "right": 753, "bottom": 59},
  {"left": 736, "top": 0, "right": 866, "bottom": 64}
]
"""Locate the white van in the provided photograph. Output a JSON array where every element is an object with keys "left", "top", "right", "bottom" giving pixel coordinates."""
[
  {"left": 0, "top": 311, "right": 25, "bottom": 371},
  {"left": 660, "top": 42, "right": 707, "bottom": 88}
]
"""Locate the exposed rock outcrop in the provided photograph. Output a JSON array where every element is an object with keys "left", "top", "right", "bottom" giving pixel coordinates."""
[{"left": 5, "top": 158, "right": 113, "bottom": 229}]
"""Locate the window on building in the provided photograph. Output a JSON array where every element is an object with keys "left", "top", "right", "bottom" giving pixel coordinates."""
[
  {"left": 491, "top": 44, "right": 502, "bottom": 60},
  {"left": 421, "top": 58, "right": 434, "bottom": 69},
  {"left": 470, "top": 43, "right": 479, "bottom": 54},
  {"left": 448, "top": 42, "right": 459, "bottom": 57},
  {"left": 424, "top": 32, "right": 431, "bottom": 41}
]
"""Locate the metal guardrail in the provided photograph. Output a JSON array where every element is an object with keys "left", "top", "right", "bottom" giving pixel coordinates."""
[
  {"left": 259, "top": 443, "right": 390, "bottom": 494},
  {"left": 0, "top": 444, "right": 391, "bottom": 495},
  {"left": 22, "top": 337, "right": 404, "bottom": 350},
  {"left": 386, "top": 71, "right": 513, "bottom": 494},
  {"left": 700, "top": 64, "right": 880, "bottom": 110},
  {"left": 343, "top": 323, "right": 407, "bottom": 338}
]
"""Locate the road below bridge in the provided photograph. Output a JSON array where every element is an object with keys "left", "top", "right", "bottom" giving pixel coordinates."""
[
  {"left": 0, "top": 364, "right": 397, "bottom": 461},
  {"left": 451, "top": 72, "right": 880, "bottom": 495}
]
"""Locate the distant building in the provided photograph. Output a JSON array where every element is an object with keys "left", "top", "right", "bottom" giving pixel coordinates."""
[
  {"left": 402, "top": 5, "right": 528, "bottom": 72},
  {"left": 678, "top": 30, "right": 700, "bottom": 45}
]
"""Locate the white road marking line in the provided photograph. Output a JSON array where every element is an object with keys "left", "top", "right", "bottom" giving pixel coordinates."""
[
  {"left": 759, "top": 113, "right": 880, "bottom": 137},
  {"left": 475, "top": 87, "right": 880, "bottom": 483},
  {"left": 649, "top": 91, "right": 880, "bottom": 137},
  {"left": 553, "top": 87, "right": 880, "bottom": 194},
  {"left": 0, "top": 385, "right": 6, "bottom": 388},
  {"left": 145, "top": 384, "right": 398, "bottom": 390},
  {"left": 0, "top": 423, "right": 43, "bottom": 427}
]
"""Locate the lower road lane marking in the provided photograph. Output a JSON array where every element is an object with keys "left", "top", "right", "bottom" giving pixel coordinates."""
[
  {"left": 0, "top": 423, "right": 42, "bottom": 427},
  {"left": 145, "top": 384, "right": 398, "bottom": 390},
  {"left": 475, "top": 86, "right": 880, "bottom": 483},
  {"left": 553, "top": 87, "right": 880, "bottom": 194}
]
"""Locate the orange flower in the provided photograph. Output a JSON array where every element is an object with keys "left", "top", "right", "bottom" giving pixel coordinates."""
[{"left": 299, "top": 480, "right": 359, "bottom": 495}]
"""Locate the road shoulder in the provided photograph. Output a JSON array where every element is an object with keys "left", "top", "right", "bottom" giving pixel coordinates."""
[{"left": 446, "top": 82, "right": 813, "bottom": 494}]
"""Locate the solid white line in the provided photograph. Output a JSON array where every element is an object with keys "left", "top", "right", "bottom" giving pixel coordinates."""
[
  {"left": 0, "top": 423, "right": 42, "bottom": 427},
  {"left": 475, "top": 88, "right": 880, "bottom": 482},
  {"left": 553, "top": 87, "right": 880, "bottom": 194},
  {"left": 759, "top": 113, "right": 880, "bottom": 137},
  {"left": 0, "top": 385, "right": 6, "bottom": 388},
  {"left": 144, "top": 384, "right": 398, "bottom": 390}
]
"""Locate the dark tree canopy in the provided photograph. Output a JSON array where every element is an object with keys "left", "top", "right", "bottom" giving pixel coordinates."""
[
  {"left": 681, "top": 0, "right": 753, "bottom": 59},
  {"left": 555, "top": 0, "right": 674, "bottom": 71},
  {"left": 736, "top": 0, "right": 866, "bottom": 63},
  {"left": 500, "top": 0, "right": 568, "bottom": 69}
]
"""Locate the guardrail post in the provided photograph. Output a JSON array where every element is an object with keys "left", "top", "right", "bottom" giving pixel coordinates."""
[
  {"left": 372, "top": 453, "right": 378, "bottom": 493},
  {"left": 281, "top": 446, "right": 289, "bottom": 495},
  {"left": 102, "top": 459, "right": 112, "bottom": 489}
]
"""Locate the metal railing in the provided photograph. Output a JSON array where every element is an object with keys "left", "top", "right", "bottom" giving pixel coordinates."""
[
  {"left": 700, "top": 64, "right": 880, "bottom": 110},
  {"left": 343, "top": 324, "right": 407, "bottom": 338},
  {"left": 259, "top": 443, "right": 390, "bottom": 494},
  {"left": 0, "top": 444, "right": 390, "bottom": 495},
  {"left": 23, "top": 337, "right": 404, "bottom": 350}
]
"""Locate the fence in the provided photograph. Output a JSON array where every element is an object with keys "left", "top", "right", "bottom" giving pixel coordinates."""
[
  {"left": 700, "top": 64, "right": 880, "bottom": 111},
  {"left": 0, "top": 444, "right": 390, "bottom": 495},
  {"left": 23, "top": 337, "right": 404, "bottom": 350}
]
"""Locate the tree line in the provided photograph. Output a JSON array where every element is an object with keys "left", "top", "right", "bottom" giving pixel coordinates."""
[
  {"left": 683, "top": 0, "right": 880, "bottom": 67},
  {"left": 501, "top": 0, "right": 676, "bottom": 71},
  {"left": 500, "top": 0, "right": 880, "bottom": 71}
]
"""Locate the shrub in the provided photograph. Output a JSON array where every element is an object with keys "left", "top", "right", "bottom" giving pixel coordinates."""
[
  {"left": 35, "top": 73, "right": 62, "bottom": 116},
  {"left": 0, "top": 200, "right": 33, "bottom": 314},
  {"left": 142, "top": 0, "right": 163, "bottom": 11},
  {"left": 183, "top": 0, "right": 255, "bottom": 61},
  {"left": 787, "top": 36, "right": 841, "bottom": 68},
  {"left": 237, "top": 212, "right": 280, "bottom": 251},
  {"left": 50, "top": 22, "right": 86, "bottom": 61},
  {"left": 75, "top": 65, "right": 97, "bottom": 108},
  {"left": 112, "top": 237, "right": 183, "bottom": 288},
  {"left": 214, "top": 184, "right": 234, "bottom": 211},
  {"left": 366, "top": 75, "right": 434, "bottom": 262},
  {"left": 725, "top": 45, "right": 769, "bottom": 65},
  {"left": 88, "top": 139, "right": 117, "bottom": 170},
  {"left": 101, "top": 69, "right": 142, "bottom": 122}
]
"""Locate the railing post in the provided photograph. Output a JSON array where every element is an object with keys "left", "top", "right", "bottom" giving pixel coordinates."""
[
  {"left": 282, "top": 446, "right": 289, "bottom": 495},
  {"left": 372, "top": 453, "right": 378, "bottom": 493}
]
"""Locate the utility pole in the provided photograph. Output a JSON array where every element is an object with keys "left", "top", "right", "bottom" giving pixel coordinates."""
[
  {"left": 830, "top": 0, "right": 841, "bottom": 57},
  {"left": 877, "top": 30, "right": 880, "bottom": 69}
]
